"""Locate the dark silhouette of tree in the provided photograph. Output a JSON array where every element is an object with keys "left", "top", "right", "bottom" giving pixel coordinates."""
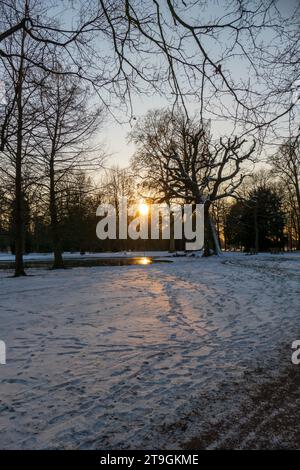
[
  {"left": 270, "top": 134, "right": 300, "bottom": 249},
  {"left": 0, "top": 1, "right": 44, "bottom": 275},
  {"left": 225, "top": 185, "right": 285, "bottom": 252},
  {"left": 34, "top": 71, "right": 104, "bottom": 268},
  {"left": 131, "top": 108, "right": 256, "bottom": 255}
]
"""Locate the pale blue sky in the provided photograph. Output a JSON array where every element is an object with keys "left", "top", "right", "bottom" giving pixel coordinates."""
[
  {"left": 97, "top": 0, "right": 299, "bottom": 168},
  {"left": 1, "top": 0, "right": 297, "bottom": 169}
]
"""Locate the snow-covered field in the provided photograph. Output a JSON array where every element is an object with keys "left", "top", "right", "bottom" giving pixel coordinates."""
[{"left": 0, "top": 252, "right": 299, "bottom": 449}]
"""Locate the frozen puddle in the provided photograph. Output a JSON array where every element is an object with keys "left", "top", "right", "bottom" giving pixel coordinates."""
[{"left": 0, "top": 256, "right": 172, "bottom": 269}]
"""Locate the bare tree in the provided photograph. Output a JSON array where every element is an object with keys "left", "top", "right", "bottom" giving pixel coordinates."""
[
  {"left": 34, "top": 72, "right": 104, "bottom": 268},
  {"left": 0, "top": 1, "right": 102, "bottom": 274},
  {"left": 101, "top": 166, "right": 135, "bottom": 209},
  {"left": 131, "top": 108, "right": 256, "bottom": 255},
  {"left": 270, "top": 134, "right": 300, "bottom": 249},
  {"left": 0, "top": 1, "right": 44, "bottom": 275},
  {"left": 100, "top": 166, "right": 136, "bottom": 250},
  {"left": 1, "top": 1, "right": 298, "bottom": 129}
]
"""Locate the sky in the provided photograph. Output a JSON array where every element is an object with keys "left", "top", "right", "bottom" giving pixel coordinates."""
[
  {"left": 102, "top": 94, "right": 170, "bottom": 167},
  {"left": 96, "top": 0, "right": 299, "bottom": 168},
  {"left": 1, "top": 0, "right": 298, "bottom": 170}
]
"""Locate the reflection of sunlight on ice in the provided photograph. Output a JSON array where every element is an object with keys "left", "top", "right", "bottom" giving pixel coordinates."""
[{"left": 138, "top": 257, "right": 152, "bottom": 265}]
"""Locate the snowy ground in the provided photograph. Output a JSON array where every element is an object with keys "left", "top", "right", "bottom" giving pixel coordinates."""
[{"left": 0, "top": 252, "right": 299, "bottom": 449}]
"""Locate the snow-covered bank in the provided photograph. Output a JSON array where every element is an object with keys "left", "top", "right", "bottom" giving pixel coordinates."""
[
  {"left": 0, "top": 253, "right": 299, "bottom": 449},
  {"left": 0, "top": 250, "right": 178, "bottom": 262}
]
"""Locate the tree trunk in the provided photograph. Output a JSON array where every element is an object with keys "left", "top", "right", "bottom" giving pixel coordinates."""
[
  {"left": 14, "top": 158, "right": 25, "bottom": 276},
  {"left": 203, "top": 202, "right": 214, "bottom": 256},
  {"left": 254, "top": 205, "right": 259, "bottom": 252},
  {"left": 209, "top": 216, "right": 222, "bottom": 255},
  {"left": 169, "top": 211, "right": 175, "bottom": 252},
  {"left": 297, "top": 220, "right": 300, "bottom": 251},
  {"left": 49, "top": 158, "right": 64, "bottom": 269},
  {"left": 14, "top": 28, "right": 26, "bottom": 277},
  {"left": 293, "top": 162, "right": 300, "bottom": 249}
]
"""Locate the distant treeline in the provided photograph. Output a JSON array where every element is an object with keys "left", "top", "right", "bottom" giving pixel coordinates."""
[{"left": 0, "top": 167, "right": 298, "bottom": 255}]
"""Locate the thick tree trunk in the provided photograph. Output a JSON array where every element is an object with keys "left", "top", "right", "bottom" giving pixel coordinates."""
[
  {"left": 202, "top": 202, "right": 213, "bottom": 256},
  {"left": 49, "top": 159, "right": 64, "bottom": 269},
  {"left": 209, "top": 217, "right": 222, "bottom": 255},
  {"left": 202, "top": 201, "right": 222, "bottom": 256}
]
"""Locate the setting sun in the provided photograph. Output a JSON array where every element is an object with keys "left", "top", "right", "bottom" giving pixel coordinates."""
[{"left": 139, "top": 202, "right": 149, "bottom": 216}]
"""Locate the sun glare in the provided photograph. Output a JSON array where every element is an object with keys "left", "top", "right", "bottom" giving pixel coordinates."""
[
  {"left": 139, "top": 202, "right": 149, "bottom": 216},
  {"left": 139, "top": 257, "right": 151, "bottom": 265}
]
